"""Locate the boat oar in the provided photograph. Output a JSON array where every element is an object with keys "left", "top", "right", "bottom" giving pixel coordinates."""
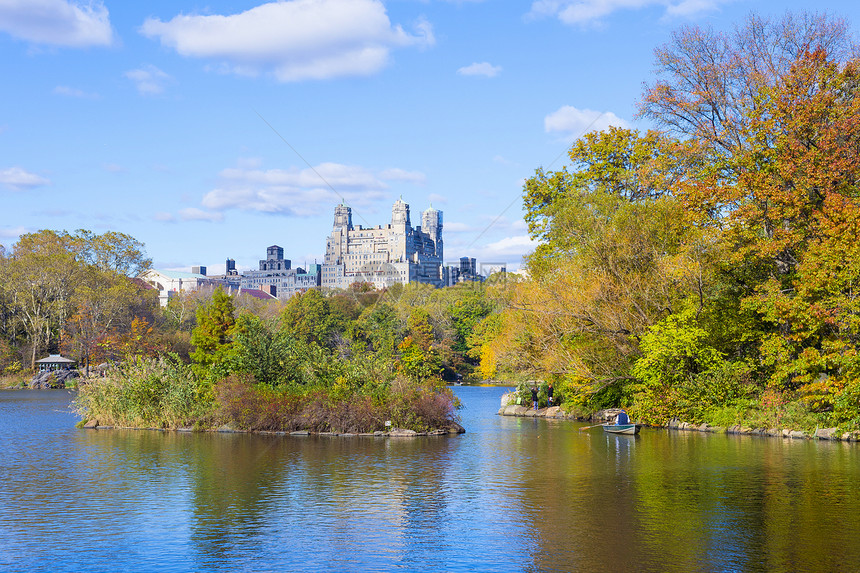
[{"left": 578, "top": 424, "right": 601, "bottom": 432}]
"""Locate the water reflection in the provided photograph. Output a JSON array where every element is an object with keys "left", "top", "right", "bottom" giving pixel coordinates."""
[{"left": 3, "top": 389, "right": 860, "bottom": 572}]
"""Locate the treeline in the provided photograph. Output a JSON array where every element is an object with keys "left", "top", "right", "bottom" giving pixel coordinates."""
[
  {"left": 481, "top": 12, "right": 860, "bottom": 431},
  {"left": 0, "top": 229, "right": 154, "bottom": 374},
  {"left": 73, "top": 281, "right": 504, "bottom": 432},
  {"left": 0, "top": 228, "right": 507, "bottom": 431},
  {"left": 0, "top": 229, "right": 502, "bottom": 382}
]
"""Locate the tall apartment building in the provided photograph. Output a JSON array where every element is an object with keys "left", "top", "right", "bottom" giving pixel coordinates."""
[
  {"left": 240, "top": 245, "right": 321, "bottom": 299},
  {"left": 321, "top": 199, "right": 443, "bottom": 290}
]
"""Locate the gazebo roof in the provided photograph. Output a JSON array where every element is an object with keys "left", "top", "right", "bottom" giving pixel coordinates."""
[{"left": 35, "top": 354, "right": 76, "bottom": 364}]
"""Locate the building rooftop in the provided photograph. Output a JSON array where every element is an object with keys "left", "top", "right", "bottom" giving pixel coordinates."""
[
  {"left": 146, "top": 269, "right": 208, "bottom": 280},
  {"left": 236, "top": 287, "right": 278, "bottom": 300},
  {"left": 36, "top": 354, "right": 76, "bottom": 364},
  {"left": 130, "top": 278, "right": 157, "bottom": 290}
]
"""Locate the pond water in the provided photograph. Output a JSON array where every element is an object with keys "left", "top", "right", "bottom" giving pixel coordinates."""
[{"left": 1, "top": 387, "right": 859, "bottom": 572}]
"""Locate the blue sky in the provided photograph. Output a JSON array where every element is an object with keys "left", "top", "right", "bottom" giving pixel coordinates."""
[{"left": 3, "top": 0, "right": 860, "bottom": 274}]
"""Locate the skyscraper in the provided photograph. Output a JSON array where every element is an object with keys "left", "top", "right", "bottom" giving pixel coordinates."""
[{"left": 321, "top": 199, "right": 443, "bottom": 290}]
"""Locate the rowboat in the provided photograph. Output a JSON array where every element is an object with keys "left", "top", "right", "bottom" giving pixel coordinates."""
[{"left": 603, "top": 423, "right": 640, "bottom": 435}]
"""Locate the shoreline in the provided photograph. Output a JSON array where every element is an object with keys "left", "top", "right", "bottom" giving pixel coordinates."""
[
  {"left": 78, "top": 419, "right": 466, "bottom": 437},
  {"left": 497, "top": 395, "right": 860, "bottom": 443}
]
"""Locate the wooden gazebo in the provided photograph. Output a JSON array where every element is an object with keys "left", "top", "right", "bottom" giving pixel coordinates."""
[{"left": 35, "top": 354, "right": 77, "bottom": 372}]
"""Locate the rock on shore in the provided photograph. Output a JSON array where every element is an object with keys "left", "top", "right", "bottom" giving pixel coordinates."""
[
  {"left": 497, "top": 391, "right": 860, "bottom": 442},
  {"left": 30, "top": 369, "right": 79, "bottom": 389}
]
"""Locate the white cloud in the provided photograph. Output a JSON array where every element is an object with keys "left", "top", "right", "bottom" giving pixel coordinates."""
[
  {"left": 125, "top": 65, "right": 171, "bottom": 95},
  {"left": 444, "top": 222, "right": 473, "bottom": 233},
  {"left": 154, "top": 212, "right": 175, "bottom": 222},
  {"left": 53, "top": 85, "right": 99, "bottom": 99},
  {"left": 0, "top": 225, "right": 29, "bottom": 239},
  {"left": 379, "top": 168, "right": 426, "bottom": 185},
  {"left": 544, "top": 105, "right": 629, "bottom": 137},
  {"left": 457, "top": 62, "right": 502, "bottom": 78},
  {"left": 140, "top": 0, "right": 434, "bottom": 82},
  {"left": 201, "top": 161, "right": 392, "bottom": 216},
  {"left": 445, "top": 231, "right": 536, "bottom": 269},
  {"left": 665, "top": 0, "right": 725, "bottom": 18},
  {"left": 481, "top": 235, "right": 537, "bottom": 258},
  {"left": 0, "top": 0, "right": 113, "bottom": 47},
  {"left": 529, "top": 0, "right": 728, "bottom": 25},
  {"left": 0, "top": 167, "right": 50, "bottom": 191},
  {"left": 179, "top": 208, "right": 223, "bottom": 222},
  {"left": 219, "top": 163, "right": 386, "bottom": 190},
  {"left": 236, "top": 157, "right": 263, "bottom": 169}
]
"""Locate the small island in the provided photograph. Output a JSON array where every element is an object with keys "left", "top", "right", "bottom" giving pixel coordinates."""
[{"left": 73, "top": 286, "right": 466, "bottom": 436}]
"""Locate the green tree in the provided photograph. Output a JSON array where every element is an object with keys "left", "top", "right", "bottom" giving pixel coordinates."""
[
  {"left": 226, "top": 314, "right": 300, "bottom": 387},
  {"left": 353, "top": 302, "right": 400, "bottom": 356},
  {"left": 397, "top": 308, "right": 443, "bottom": 384},
  {"left": 191, "top": 287, "right": 237, "bottom": 369},
  {"left": 631, "top": 308, "right": 727, "bottom": 423},
  {"left": 524, "top": 127, "right": 685, "bottom": 242},
  {"left": 280, "top": 289, "right": 334, "bottom": 346},
  {"left": 447, "top": 285, "right": 497, "bottom": 358}
]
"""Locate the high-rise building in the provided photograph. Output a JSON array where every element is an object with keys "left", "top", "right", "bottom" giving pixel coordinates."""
[
  {"left": 321, "top": 199, "right": 443, "bottom": 290},
  {"left": 240, "top": 245, "right": 320, "bottom": 299}
]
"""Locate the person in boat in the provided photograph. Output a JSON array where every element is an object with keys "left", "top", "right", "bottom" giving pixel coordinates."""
[{"left": 615, "top": 410, "right": 630, "bottom": 425}]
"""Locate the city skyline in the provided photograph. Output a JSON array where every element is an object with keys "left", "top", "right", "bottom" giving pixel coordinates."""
[{"left": 3, "top": 0, "right": 860, "bottom": 274}]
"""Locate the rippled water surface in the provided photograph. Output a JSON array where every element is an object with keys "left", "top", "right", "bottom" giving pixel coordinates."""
[{"left": 3, "top": 387, "right": 860, "bottom": 572}]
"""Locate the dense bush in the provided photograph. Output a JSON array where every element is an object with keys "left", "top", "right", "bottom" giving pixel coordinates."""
[
  {"left": 214, "top": 375, "right": 457, "bottom": 433},
  {"left": 75, "top": 355, "right": 208, "bottom": 428},
  {"left": 76, "top": 345, "right": 459, "bottom": 433}
]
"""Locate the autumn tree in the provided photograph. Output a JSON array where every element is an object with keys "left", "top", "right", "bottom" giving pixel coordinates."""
[
  {"left": 641, "top": 12, "right": 860, "bottom": 388},
  {"left": 3, "top": 231, "right": 81, "bottom": 368},
  {"left": 0, "top": 229, "right": 155, "bottom": 370},
  {"left": 641, "top": 12, "right": 857, "bottom": 156},
  {"left": 459, "top": 122, "right": 733, "bottom": 412},
  {"left": 74, "top": 229, "right": 151, "bottom": 277},
  {"left": 109, "top": 316, "right": 164, "bottom": 361},
  {"left": 62, "top": 268, "right": 158, "bottom": 373},
  {"left": 741, "top": 54, "right": 860, "bottom": 402},
  {"left": 623, "top": 11, "right": 860, "bottom": 427}
]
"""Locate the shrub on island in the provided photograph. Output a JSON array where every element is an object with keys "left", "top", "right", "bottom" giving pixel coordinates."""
[{"left": 74, "top": 355, "right": 460, "bottom": 434}]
